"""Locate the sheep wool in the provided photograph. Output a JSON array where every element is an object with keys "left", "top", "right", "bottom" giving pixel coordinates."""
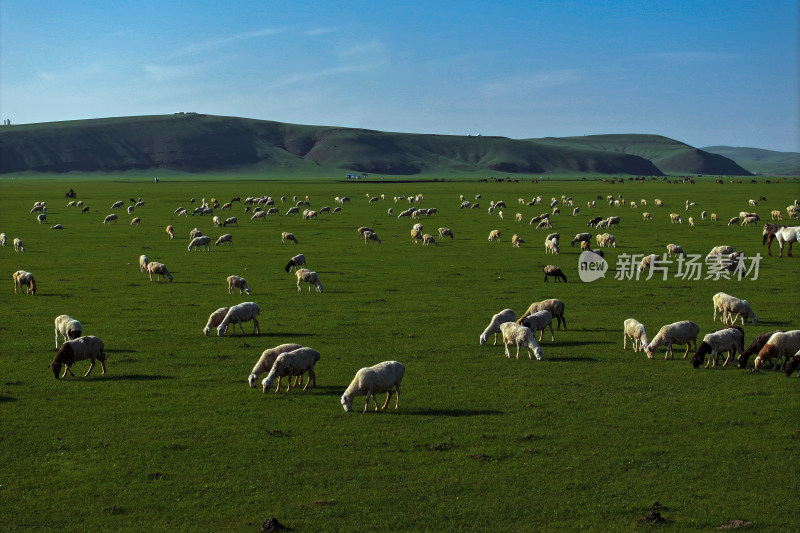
[
  {"left": 341, "top": 361, "right": 405, "bottom": 413},
  {"left": 54, "top": 314, "right": 83, "bottom": 349},
  {"left": 261, "top": 347, "right": 321, "bottom": 393},
  {"left": 499, "top": 322, "right": 543, "bottom": 360},
  {"left": 203, "top": 307, "right": 230, "bottom": 336},
  {"left": 248, "top": 343, "right": 305, "bottom": 387},
  {"left": 50, "top": 335, "right": 106, "bottom": 379},
  {"left": 480, "top": 309, "right": 516, "bottom": 346}
]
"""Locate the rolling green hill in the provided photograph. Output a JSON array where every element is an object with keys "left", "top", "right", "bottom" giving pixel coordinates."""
[
  {"left": 0, "top": 114, "right": 752, "bottom": 177},
  {"left": 702, "top": 146, "right": 800, "bottom": 176}
]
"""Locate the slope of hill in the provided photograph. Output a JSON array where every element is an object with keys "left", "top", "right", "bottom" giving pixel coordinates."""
[
  {"left": 0, "top": 114, "right": 751, "bottom": 176},
  {"left": 702, "top": 146, "right": 800, "bottom": 176}
]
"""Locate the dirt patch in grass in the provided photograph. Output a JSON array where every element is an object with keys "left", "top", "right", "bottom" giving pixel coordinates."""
[
  {"left": 266, "top": 429, "right": 290, "bottom": 438},
  {"left": 717, "top": 520, "right": 753, "bottom": 530},
  {"left": 637, "top": 511, "right": 666, "bottom": 525}
]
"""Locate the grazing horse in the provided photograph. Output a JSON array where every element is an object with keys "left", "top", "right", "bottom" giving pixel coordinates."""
[
  {"left": 775, "top": 226, "right": 800, "bottom": 257},
  {"left": 762, "top": 223, "right": 786, "bottom": 256}
]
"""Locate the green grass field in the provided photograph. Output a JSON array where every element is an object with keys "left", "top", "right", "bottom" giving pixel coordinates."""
[{"left": 1, "top": 174, "right": 799, "bottom": 532}]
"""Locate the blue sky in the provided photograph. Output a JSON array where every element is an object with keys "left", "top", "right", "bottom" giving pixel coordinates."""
[{"left": 1, "top": 1, "right": 797, "bottom": 151}]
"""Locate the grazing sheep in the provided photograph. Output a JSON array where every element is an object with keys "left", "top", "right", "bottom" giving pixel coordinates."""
[
  {"left": 251, "top": 211, "right": 267, "bottom": 221},
  {"left": 286, "top": 206, "right": 300, "bottom": 216},
  {"left": 13, "top": 238, "right": 25, "bottom": 252},
  {"left": 727, "top": 216, "right": 740, "bottom": 226},
  {"left": 48, "top": 224, "right": 63, "bottom": 230},
  {"left": 127, "top": 205, "right": 135, "bottom": 215},
  {"left": 499, "top": 322, "right": 543, "bottom": 360},
  {"left": 364, "top": 231, "right": 382, "bottom": 244},
  {"left": 12, "top": 270, "right": 36, "bottom": 295},
  {"left": 655, "top": 199, "right": 664, "bottom": 207},
  {"left": 644, "top": 321, "right": 700, "bottom": 360},
  {"left": 666, "top": 244, "right": 685, "bottom": 258},
  {"left": 166, "top": 225, "right": 174, "bottom": 239},
  {"left": 410, "top": 228, "right": 423, "bottom": 243},
  {"left": 223, "top": 217, "right": 238, "bottom": 227},
  {"left": 0, "top": 233, "right": 5, "bottom": 246},
  {"left": 544, "top": 238, "right": 559, "bottom": 254},
  {"left": 281, "top": 232, "right": 298, "bottom": 243},
  {"left": 212, "top": 215, "right": 221, "bottom": 227},
  {"left": 357, "top": 226, "right": 375, "bottom": 237},
  {"left": 438, "top": 228, "right": 454, "bottom": 240},
  {"left": 54, "top": 315, "right": 82, "bottom": 349},
  {"left": 711, "top": 213, "right": 718, "bottom": 221},
  {"left": 139, "top": 254, "right": 149, "bottom": 273},
  {"left": 110, "top": 200, "right": 124, "bottom": 209},
  {"left": 705, "top": 245, "right": 735, "bottom": 261},
  {"left": 203, "top": 307, "right": 230, "bottom": 336},
  {"left": 638, "top": 254, "right": 659, "bottom": 273},
  {"left": 570, "top": 232, "right": 591, "bottom": 247},
  {"left": 146, "top": 262, "right": 173, "bottom": 283},
  {"left": 422, "top": 233, "right": 437, "bottom": 246},
  {"left": 595, "top": 233, "right": 616, "bottom": 248},
  {"left": 606, "top": 216, "right": 620, "bottom": 227},
  {"left": 188, "top": 235, "right": 212, "bottom": 251},
  {"left": 37, "top": 213, "right": 47, "bottom": 224},
  {"left": 623, "top": 318, "right": 650, "bottom": 353},
  {"left": 785, "top": 350, "right": 800, "bottom": 377},
  {"left": 189, "top": 228, "right": 203, "bottom": 240},
  {"left": 295, "top": 268, "right": 323, "bottom": 292},
  {"left": 670, "top": 213, "right": 682, "bottom": 224},
  {"left": 261, "top": 347, "right": 321, "bottom": 393},
  {"left": 543, "top": 265, "right": 567, "bottom": 283},
  {"left": 217, "top": 302, "right": 261, "bottom": 336},
  {"left": 642, "top": 212, "right": 653, "bottom": 220},
  {"left": 130, "top": 217, "right": 141, "bottom": 226},
  {"left": 488, "top": 229, "right": 501, "bottom": 241},
  {"left": 511, "top": 234, "right": 524, "bottom": 247},
  {"left": 81, "top": 206, "right": 91, "bottom": 214},
  {"left": 520, "top": 310, "right": 555, "bottom": 342},
  {"left": 754, "top": 330, "right": 800, "bottom": 371},
  {"left": 103, "top": 214, "right": 118, "bottom": 224},
  {"left": 771, "top": 209, "right": 783, "bottom": 220},
  {"left": 691, "top": 327, "right": 745, "bottom": 368},
  {"left": 738, "top": 330, "right": 783, "bottom": 369},
  {"left": 215, "top": 234, "right": 233, "bottom": 246},
  {"left": 284, "top": 253, "right": 306, "bottom": 273},
  {"left": 479, "top": 309, "right": 516, "bottom": 346},
  {"left": 712, "top": 292, "right": 758, "bottom": 325},
  {"left": 50, "top": 336, "right": 106, "bottom": 379},
  {"left": 227, "top": 275, "right": 251, "bottom": 295},
  {"left": 248, "top": 343, "right": 305, "bottom": 387},
  {"left": 341, "top": 361, "right": 405, "bottom": 413},
  {"left": 519, "top": 299, "right": 566, "bottom": 330}
]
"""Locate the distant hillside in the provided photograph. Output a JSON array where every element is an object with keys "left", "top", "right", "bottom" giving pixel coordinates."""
[
  {"left": 702, "top": 146, "right": 800, "bottom": 176},
  {"left": 0, "top": 114, "right": 751, "bottom": 177}
]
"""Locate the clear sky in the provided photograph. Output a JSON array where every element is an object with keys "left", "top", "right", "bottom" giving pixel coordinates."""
[{"left": 1, "top": 1, "right": 797, "bottom": 151}]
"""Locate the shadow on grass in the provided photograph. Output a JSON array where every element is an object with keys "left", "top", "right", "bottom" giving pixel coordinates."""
[
  {"left": 83, "top": 374, "right": 177, "bottom": 381},
  {"left": 550, "top": 341, "right": 607, "bottom": 348},
  {"left": 546, "top": 356, "right": 599, "bottom": 363},
  {"left": 400, "top": 408, "right": 503, "bottom": 417},
  {"left": 0, "top": 396, "right": 17, "bottom": 403},
  {"left": 106, "top": 349, "right": 137, "bottom": 354}
]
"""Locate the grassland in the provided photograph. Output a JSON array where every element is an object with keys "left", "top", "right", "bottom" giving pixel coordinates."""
[{"left": 1, "top": 174, "right": 799, "bottom": 532}]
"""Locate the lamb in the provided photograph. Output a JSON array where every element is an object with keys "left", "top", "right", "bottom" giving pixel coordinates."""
[
  {"left": 188, "top": 235, "right": 212, "bottom": 251},
  {"left": 691, "top": 327, "right": 745, "bottom": 368},
  {"left": 638, "top": 254, "right": 659, "bottom": 273},
  {"left": 281, "top": 232, "right": 298, "bottom": 243},
  {"left": 103, "top": 214, "right": 118, "bottom": 224},
  {"left": 570, "top": 232, "right": 591, "bottom": 246},
  {"left": 666, "top": 244, "right": 685, "bottom": 258},
  {"left": 511, "top": 234, "right": 524, "bottom": 247},
  {"left": 12, "top": 270, "right": 36, "bottom": 295},
  {"left": 13, "top": 238, "right": 24, "bottom": 252},
  {"left": 544, "top": 238, "right": 559, "bottom": 254},
  {"left": 543, "top": 265, "right": 567, "bottom": 282},
  {"left": 438, "top": 228, "right": 454, "bottom": 240},
  {"left": 295, "top": 268, "right": 323, "bottom": 292},
  {"left": 422, "top": 233, "right": 437, "bottom": 246},
  {"left": 738, "top": 330, "right": 783, "bottom": 368},
  {"left": 341, "top": 361, "right": 405, "bottom": 412},
  {"left": 215, "top": 234, "right": 233, "bottom": 246},
  {"left": 284, "top": 253, "right": 306, "bottom": 273},
  {"left": 247, "top": 343, "right": 305, "bottom": 387},
  {"left": 139, "top": 254, "right": 149, "bottom": 273},
  {"left": 203, "top": 307, "right": 230, "bottom": 336},
  {"left": 520, "top": 310, "right": 555, "bottom": 342},
  {"left": 364, "top": 231, "right": 382, "bottom": 244},
  {"left": 754, "top": 330, "right": 800, "bottom": 371},
  {"left": 166, "top": 225, "right": 174, "bottom": 239},
  {"left": 261, "top": 347, "right": 321, "bottom": 393},
  {"left": 519, "top": 299, "right": 566, "bottom": 330},
  {"left": 499, "top": 322, "right": 543, "bottom": 360},
  {"left": 37, "top": 213, "right": 46, "bottom": 224},
  {"left": 227, "top": 275, "right": 251, "bottom": 295},
  {"left": 130, "top": 217, "right": 141, "bottom": 226},
  {"left": 488, "top": 229, "right": 501, "bottom": 242},
  {"left": 217, "top": 302, "right": 261, "bottom": 336},
  {"left": 479, "top": 309, "right": 516, "bottom": 346},
  {"left": 644, "top": 320, "right": 700, "bottom": 360},
  {"left": 50, "top": 335, "right": 107, "bottom": 379},
  {"left": 623, "top": 318, "right": 650, "bottom": 353},
  {"left": 54, "top": 315, "right": 82, "bottom": 349},
  {"left": 785, "top": 350, "right": 800, "bottom": 378},
  {"left": 146, "top": 262, "right": 173, "bottom": 283},
  {"left": 642, "top": 212, "right": 653, "bottom": 220}
]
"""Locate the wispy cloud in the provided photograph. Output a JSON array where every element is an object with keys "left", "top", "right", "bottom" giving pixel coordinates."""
[
  {"left": 304, "top": 27, "right": 337, "bottom": 36},
  {"left": 480, "top": 69, "right": 581, "bottom": 97},
  {"left": 169, "top": 27, "right": 287, "bottom": 58},
  {"left": 635, "top": 50, "right": 739, "bottom": 62}
]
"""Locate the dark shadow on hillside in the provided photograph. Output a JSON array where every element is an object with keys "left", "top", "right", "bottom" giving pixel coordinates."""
[
  {"left": 400, "top": 408, "right": 503, "bottom": 417},
  {"left": 546, "top": 356, "right": 599, "bottom": 363}
]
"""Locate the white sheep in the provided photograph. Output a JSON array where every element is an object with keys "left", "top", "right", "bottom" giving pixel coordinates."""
[
  {"left": 146, "top": 262, "right": 173, "bottom": 283},
  {"left": 0, "top": 233, "right": 4, "bottom": 246},
  {"left": 479, "top": 309, "right": 516, "bottom": 346},
  {"left": 544, "top": 238, "right": 559, "bottom": 254},
  {"left": 754, "top": 330, "right": 800, "bottom": 371},
  {"left": 261, "top": 347, "right": 320, "bottom": 393},
  {"left": 103, "top": 214, "right": 118, "bottom": 224},
  {"left": 12, "top": 270, "right": 36, "bottom": 294},
  {"left": 341, "top": 361, "right": 405, "bottom": 412},
  {"left": 499, "top": 322, "right": 543, "bottom": 360},
  {"left": 712, "top": 292, "right": 758, "bottom": 325},
  {"left": 623, "top": 318, "right": 650, "bottom": 353},
  {"left": 223, "top": 217, "right": 238, "bottom": 227},
  {"left": 705, "top": 245, "right": 734, "bottom": 261},
  {"left": 217, "top": 302, "right": 261, "bottom": 336},
  {"left": 670, "top": 213, "right": 682, "bottom": 224},
  {"left": 295, "top": 268, "right": 323, "bottom": 292},
  {"left": 644, "top": 321, "right": 700, "bottom": 360},
  {"left": 691, "top": 327, "right": 744, "bottom": 368},
  {"left": 212, "top": 215, "right": 221, "bottom": 227},
  {"left": 570, "top": 232, "right": 591, "bottom": 247},
  {"left": 188, "top": 235, "right": 212, "bottom": 251},
  {"left": 284, "top": 253, "right": 307, "bottom": 273},
  {"left": 37, "top": 213, "right": 46, "bottom": 224},
  {"left": 54, "top": 314, "right": 82, "bottom": 349},
  {"left": 511, "top": 234, "right": 524, "bottom": 247},
  {"left": 666, "top": 244, "right": 685, "bottom": 258},
  {"left": 215, "top": 234, "right": 233, "bottom": 246},
  {"left": 638, "top": 254, "right": 659, "bottom": 273},
  {"left": 422, "top": 233, "right": 437, "bottom": 246},
  {"left": 488, "top": 229, "right": 501, "bottom": 241},
  {"left": 364, "top": 231, "right": 382, "bottom": 244},
  {"left": 519, "top": 299, "right": 566, "bottom": 330},
  {"left": 50, "top": 335, "right": 107, "bottom": 379},
  {"left": 520, "top": 310, "right": 555, "bottom": 342},
  {"left": 203, "top": 306, "right": 230, "bottom": 336},
  {"left": 438, "top": 228, "right": 454, "bottom": 240},
  {"left": 227, "top": 275, "right": 251, "bottom": 295},
  {"left": 281, "top": 232, "right": 298, "bottom": 243},
  {"left": 139, "top": 254, "right": 149, "bottom": 273},
  {"left": 248, "top": 343, "right": 305, "bottom": 387},
  {"left": 13, "top": 238, "right": 25, "bottom": 252},
  {"left": 189, "top": 228, "right": 203, "bottom": 240}
]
